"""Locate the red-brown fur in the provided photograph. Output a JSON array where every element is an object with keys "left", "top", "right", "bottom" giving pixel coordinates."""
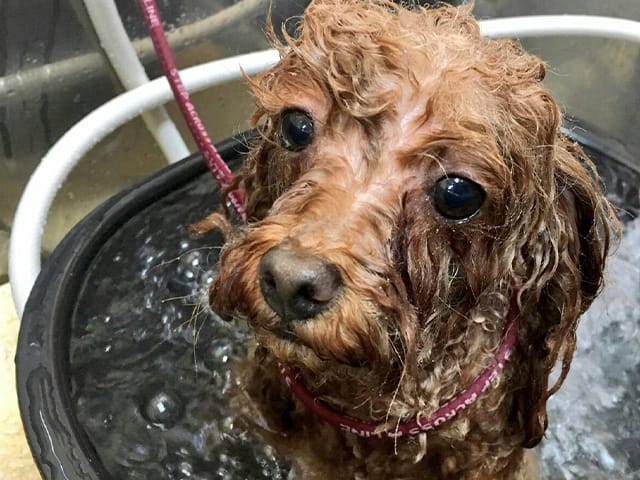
[{"left": 208, "top": 1, "right": 619, "bottom": 478}]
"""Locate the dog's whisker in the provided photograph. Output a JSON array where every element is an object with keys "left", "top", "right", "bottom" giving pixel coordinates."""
[
  {"left": 192, "top": 303, "right": 207, "bottom": 374},
  {"left": 179, "top": 301, "right": 207, "bottom": 331},
  {"left": 385, "top": 361, "right": 407, "bottom": 425},
  {"left": 160, "top": 294, "right": 192, "bottom": 303}
]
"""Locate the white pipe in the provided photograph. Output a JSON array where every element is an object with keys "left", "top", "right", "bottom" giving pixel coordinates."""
[
  {"left": 480, "top": 15, "right": 640, "bottom": 43},
  {"left": 10, "top": 15, "right": 640, "bottom": 316},
  {"left": 9, "top": 49, "right": 281, "bottom": 317},
  {"left": 84, "top": 0, "right": 190, "bottom": 163}
]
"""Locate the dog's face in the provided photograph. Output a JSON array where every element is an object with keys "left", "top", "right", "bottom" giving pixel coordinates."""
[{"left": 211, "top": 0, "right": 615, "bottom": 445}]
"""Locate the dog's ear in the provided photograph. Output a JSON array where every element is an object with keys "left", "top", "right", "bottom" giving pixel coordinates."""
[
  {"left": 494, "top": 52, "right": 619, "bottom": 446},
  {"left": 227, "top": 116, "right": 299, "bottom": 221},
  {"left": 515, "top": 137, "right": 618, "bottom": 447},
  {"left": 233, "top": 130, "right": 280, "bottom": 221}
]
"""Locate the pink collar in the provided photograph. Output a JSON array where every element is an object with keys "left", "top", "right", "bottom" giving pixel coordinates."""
[{"left": 280, "top": 298, "right": 519, "bottom": 438}]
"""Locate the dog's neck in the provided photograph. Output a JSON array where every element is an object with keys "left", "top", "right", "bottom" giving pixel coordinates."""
[{"left": 279, "top": 297, "right": 520, "bottom": 439}]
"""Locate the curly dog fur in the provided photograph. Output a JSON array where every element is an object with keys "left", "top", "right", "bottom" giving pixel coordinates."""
[{"left": 208, "top": 1, "right": 618, "bottom": 478}]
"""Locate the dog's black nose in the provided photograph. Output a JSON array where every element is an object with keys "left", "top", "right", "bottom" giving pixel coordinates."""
[{"left": 258, "top": 244, "right": 342, "bottom": 322}]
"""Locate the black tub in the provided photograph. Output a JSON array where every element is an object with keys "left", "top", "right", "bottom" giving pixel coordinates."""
[{"left": 15, "top": 128, "right": 640, "bottom": 479}]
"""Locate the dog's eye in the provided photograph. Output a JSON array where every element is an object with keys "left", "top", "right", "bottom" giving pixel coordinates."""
[
  {"left": 279, "top": 109, "right": 314, "bottom": 151},
  {"left": 432, "top": 176, "right": 486, "bottom": 220}
]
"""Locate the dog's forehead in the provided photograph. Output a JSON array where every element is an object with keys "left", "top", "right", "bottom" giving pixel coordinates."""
[
  {"left": 264, "top": 2, "right": 503, "bottom": 121},
  {"left": 286, "top": 49, "right": 489, "bottom": 126},
  {"left": 291, "top": 80, "right": 498, "bottom": 186},
  {"left": 275, "top": 54, "right": 500, "bottom": 172}
]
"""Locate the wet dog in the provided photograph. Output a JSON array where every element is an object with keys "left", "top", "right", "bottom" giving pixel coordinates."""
[{"left": 209, "top": 1, "right": 618, "bottom": 478}]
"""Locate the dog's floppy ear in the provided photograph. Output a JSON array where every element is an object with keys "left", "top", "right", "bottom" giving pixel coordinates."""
[
  {"left": 229, "top": 115, "right": 300, "bottom": 221},
  {"left": 234, "top": 131, "right": 279, "bottom": 221},
  {"left": 515, "top": 137, "right": 618, "bottom": 447}
]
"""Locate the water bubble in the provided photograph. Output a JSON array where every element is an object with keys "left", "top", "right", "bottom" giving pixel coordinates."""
[
  {"left": 141, "top": 388, "right": 185, "bottom": 429},
  {"left": 127, "top": 441, "right": 157, "bottom": 463},
  {"left": 178, "top": 460, "right": 193, "bottom": 476}
]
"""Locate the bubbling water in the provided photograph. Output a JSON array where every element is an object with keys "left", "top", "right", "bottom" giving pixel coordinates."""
[
  {"left": 70, "top": 177, "right": 290, "bottom": 479},
  {"left": 70, "top": 150, "right": 640, "bottom": 479},
  {"left": 539, "top": 217, "right": 640, "bottom": 480}
]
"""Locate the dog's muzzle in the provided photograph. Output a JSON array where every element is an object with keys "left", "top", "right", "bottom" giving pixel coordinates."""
[{"left": 258, "top": 243, "right": 342, "bottom": 323}]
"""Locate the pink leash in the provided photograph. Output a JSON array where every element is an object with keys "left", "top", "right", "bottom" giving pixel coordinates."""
[{"left": 137, "top": 0, "right": 247, "bottom": 222}]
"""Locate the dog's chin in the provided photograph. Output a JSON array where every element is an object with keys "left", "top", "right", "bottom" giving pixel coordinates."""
[
  {"left": 254, "top": 328, "right": 327, "bottom": 371},
  {"left": 255, "top": 323, "right": 374, "bottom": 373}
]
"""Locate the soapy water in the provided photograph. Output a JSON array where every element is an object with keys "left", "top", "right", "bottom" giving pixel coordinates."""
[{"left": 70, "top": 146, "right": 640, "bottom": 479}]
